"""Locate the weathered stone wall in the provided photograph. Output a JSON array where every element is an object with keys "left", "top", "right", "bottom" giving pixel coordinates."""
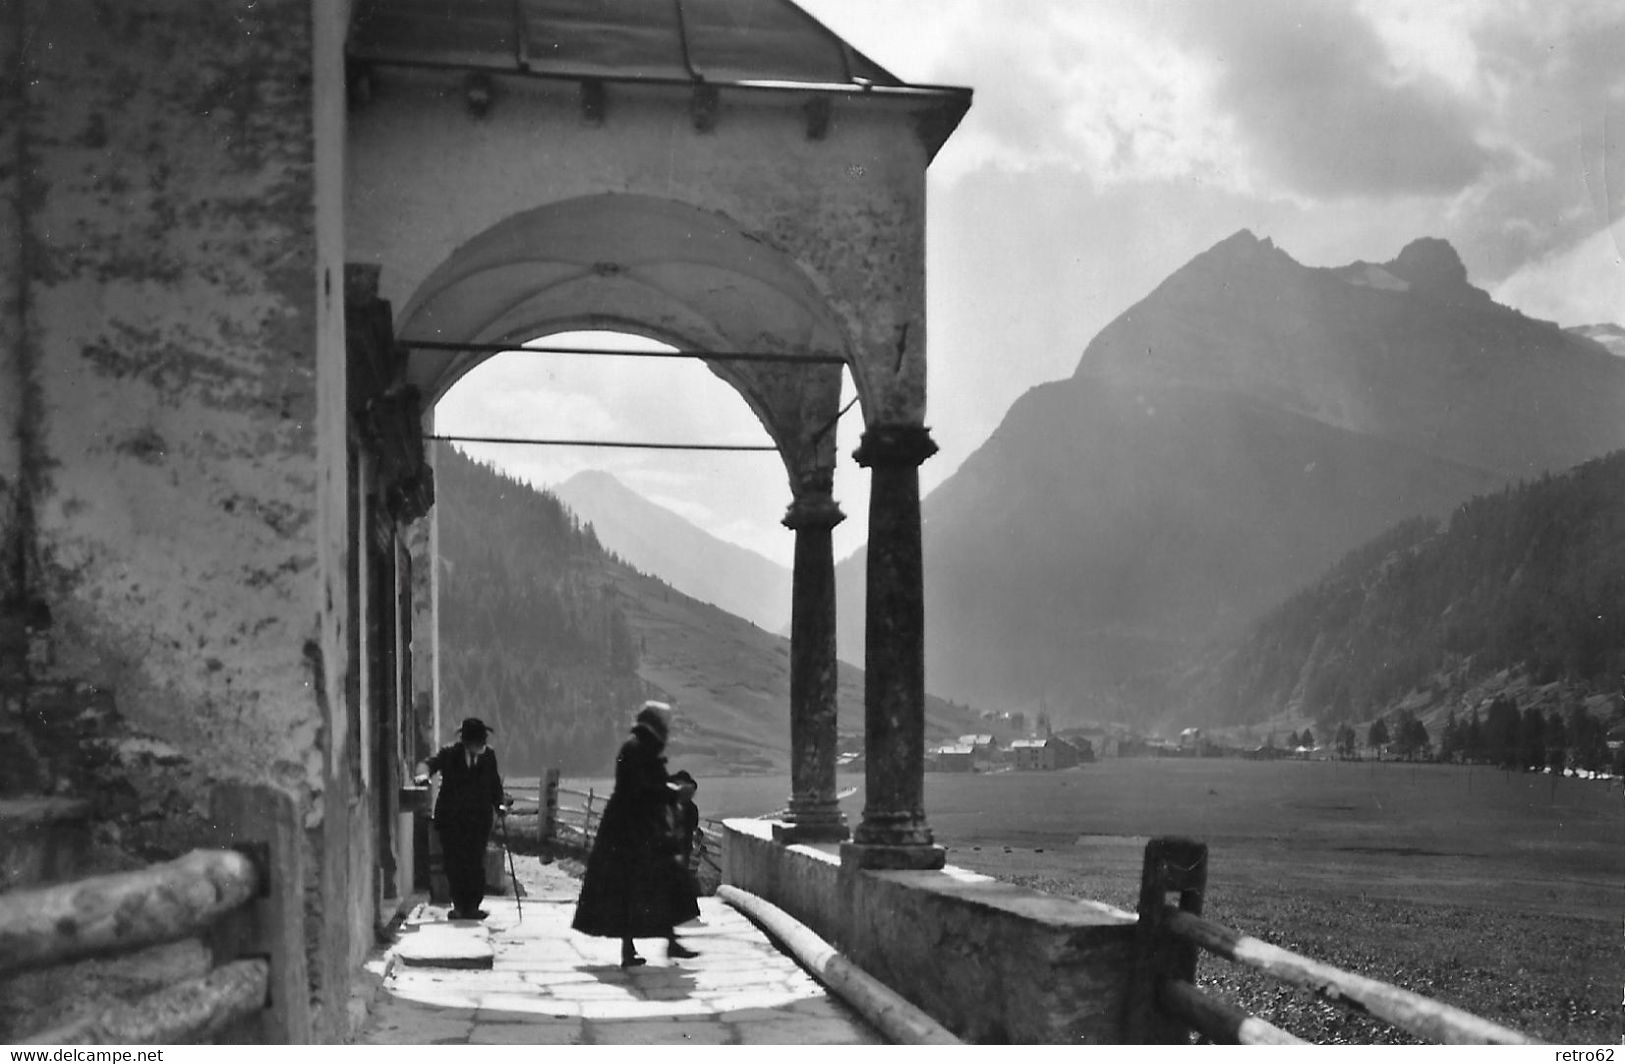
[
  {"left": 1, "top": 0, "right": 32, "bottom": 703},
  {"left": 21, "top": 0, "right": 328, "bottom": 818},
  {"left": 723, "top": 819, "right": 1144, "bottom": 1043},
  {"left": 346, "top": 72, "right": 933, "bottom": 426},
  {"left": 5, "top": 0, "right": 365, "bottom": 1042}
]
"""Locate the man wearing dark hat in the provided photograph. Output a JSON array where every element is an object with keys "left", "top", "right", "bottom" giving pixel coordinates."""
[{"left": 417, "top": 717, "right": 507, "bottom": 920}]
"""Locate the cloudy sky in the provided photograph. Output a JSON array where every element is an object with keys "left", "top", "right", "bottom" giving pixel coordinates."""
[{"left": 438, "top": 0, "right": 1624, "bottom": 568}]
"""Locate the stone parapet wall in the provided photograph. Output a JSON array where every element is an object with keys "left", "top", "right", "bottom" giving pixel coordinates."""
[{"left": 722, "top": 818, "right": 1143, "bottom": 1043}]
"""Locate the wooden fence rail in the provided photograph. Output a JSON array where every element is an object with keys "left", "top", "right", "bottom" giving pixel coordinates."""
[
  {"left": 521, "top": 771, "right": 721, "bottom": 893},
  {"left": 0, "top": 849, "right": 261, "bottom": 977},
  {"left": 26, "top": 958, "right": 272, "bottom": 1045},
  {"left": 1157, "top": 974, "right": 1303, "bottom": 1045},
  {"left": 1137, "top": 835, "right": 1538, "bottom": 1045},
  {"left": 523, "top": 778, "right": 600, "bottom": 855},
  {"left": 9, "top": 781, "right": 305, "bottom": 1045}
]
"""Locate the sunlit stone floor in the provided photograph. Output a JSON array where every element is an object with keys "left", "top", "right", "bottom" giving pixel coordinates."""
[{"left": 356, "top": 856, "right": 883, "bottom": 1046}]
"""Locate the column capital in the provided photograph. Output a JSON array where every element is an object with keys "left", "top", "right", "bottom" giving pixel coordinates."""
[
  {"left": 781, "top": 494, "right": 846, "bottom": 531},
  {"left": 853, "top": 424, "right": 938, "bottom": 469}
]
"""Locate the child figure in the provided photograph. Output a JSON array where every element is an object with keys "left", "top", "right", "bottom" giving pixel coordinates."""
[{"left": 667, "top": 770, "right": 702, "bottom": 958}]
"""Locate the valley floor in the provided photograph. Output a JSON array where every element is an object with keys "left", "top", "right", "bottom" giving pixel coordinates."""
[{"left": 561, "top": 758, "right": 1621, "bottom": 1044}]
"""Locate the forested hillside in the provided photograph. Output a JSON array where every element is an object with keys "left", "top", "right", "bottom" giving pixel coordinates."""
[
  {"left": 436, "top": 445, "right": 642, "bottom": 774},
  {"left": 1190, "top": 449, "right": 1625, "bottom": 732},
  {"left": 433, "top": 445, "right": 983, "bottom": 778}
]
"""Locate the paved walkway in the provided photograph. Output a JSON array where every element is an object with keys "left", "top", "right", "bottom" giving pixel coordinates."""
[{"left": 356, "top": 854, "right": 884, "bottom": 1046}]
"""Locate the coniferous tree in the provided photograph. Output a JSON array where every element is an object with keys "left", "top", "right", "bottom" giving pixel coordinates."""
[
  {"left": 1404, "top": 715, "right": 1431, "bottom": 761},
  {"left": 1545, "top": 709, "right": 1568, "bottom": 773},
  {"left": 1389, "top": 710, "right": 1418, "bottom": 760},
  {"left": 1518, "top": 707, "right": 1546, "bottom": 771},
  {"left": 1464, "top": 708, "right": 1485, "bottom": 764},
  {"left": 1367, "top": 717, "right": 1390, "bottom": 755},
  {"left": 1483, "top": 698, "right": 1521, "bottom": 767},
  {"left": 1568, "top": 707, "right": 1608, "bottom": 772},
  {"left": 1439, "top": 709, "right": 1462, "bottom": 763}
]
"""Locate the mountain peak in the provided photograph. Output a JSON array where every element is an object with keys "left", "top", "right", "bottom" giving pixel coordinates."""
[
  {"left": 1385, "top": 237, "right": 1469, "bottom": 290},
  {"left": 558, "top": 468, "right": 624, "bottom": 491},
  {"left": 1181, "top": 229, "right": 1301, "bottom": 278},
  {"left": 1218, "top": 228, "right": 1262, "bottom": 247},
  {"left": 1211, "top": 228, "right": 1281, "bottom": 255}
]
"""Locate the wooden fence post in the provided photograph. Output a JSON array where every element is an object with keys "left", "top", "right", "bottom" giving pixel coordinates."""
[
  {"left": 207, "top": 782, "right": 312, "bottom": 1044},
  {"left": 541, "top": 768, "right": 559, "bottom": 848},
  {"left": 1129, "top": 835, "right": 1209, "bottom": 1043}
]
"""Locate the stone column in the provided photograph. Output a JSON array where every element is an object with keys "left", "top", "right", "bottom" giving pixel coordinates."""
[
  {"left": 773, "top": 488, "right": 849, "bottom": 844},
  {"left": 842, "top": 424, "right": 945, "bottom": 870}
]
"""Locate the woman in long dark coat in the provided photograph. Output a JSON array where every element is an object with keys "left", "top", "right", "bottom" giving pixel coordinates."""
[{"left": 571, "top": 701, "right": 701, "bottom": 966}]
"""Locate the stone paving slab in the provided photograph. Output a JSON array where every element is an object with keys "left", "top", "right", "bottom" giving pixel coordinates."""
[
  {"left": 394, "top": 921, "right": 496, "bottom": 969},
  {"left": 356, "top": 854, "right": 884, "bottom": 1046}
]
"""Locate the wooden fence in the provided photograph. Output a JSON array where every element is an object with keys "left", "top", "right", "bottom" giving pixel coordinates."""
[
  {"left": 1135, "top": 836, "right": 1537, "bottom": 1045},
  {"left": 503, "top": 770, "right": 722, "bottom": 893},
  {"left": 0, "top": 782, "right": 307, "bottom": 1044}
]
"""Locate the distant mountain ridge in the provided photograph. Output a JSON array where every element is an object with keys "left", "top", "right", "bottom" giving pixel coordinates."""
[
  {"left": 436, "top": 448, "right": 977, "bottom": 777},
  {"left": 1569, "top": 323, "right": 1625, "bottom": 359},
  {"left": 1076, "top": 231, "right": 1625, "bottom": 479},
  {"left": 836, "top": 231, "right": 1625, "bottom": 723},
  {"left": 552, "top": 469, "right": 792, "bottom": 633}
]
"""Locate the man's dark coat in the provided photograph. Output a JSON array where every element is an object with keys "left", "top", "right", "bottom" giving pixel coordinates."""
[
  {"left": 426, "top": 742, "right": 505, "bottom": 914},
  {"left": 427, "top": 743, "right": 505, "bottom": 832}
]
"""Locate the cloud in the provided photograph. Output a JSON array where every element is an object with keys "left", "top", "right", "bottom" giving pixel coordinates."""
[
  {"left": 1448, "top": 2, "right": 1625, "bottom": 277},
  {"left": 809, "top": 0, "right": 1621, "bottom": 290},
  {"left": 810, "top": 0, "right": 1511, "bottom": 199},
  {"left": 1175, "top": 0, "right": 1501, "bottom": 199},
  {"left": 1490, "top": 218, "right": 1625, "bottom": 327},
  {"left": 806, "top": 0, "right": 1245, "bottom": 187}
]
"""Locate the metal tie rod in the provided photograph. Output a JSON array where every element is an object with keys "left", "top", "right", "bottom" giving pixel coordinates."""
[
  {"left": 399, "top": 339, "right": 846, "bottom": 365},
  {"left": 425, "top": 433, "right": 777, "bottom": 452}
]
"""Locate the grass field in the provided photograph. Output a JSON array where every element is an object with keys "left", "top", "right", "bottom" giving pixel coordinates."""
[{"left": 541, "top": 758, "right": 1622, "bottom": 1044}]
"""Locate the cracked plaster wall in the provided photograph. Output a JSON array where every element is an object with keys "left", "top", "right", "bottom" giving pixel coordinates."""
[
  {"left": 8, "top": 0, "right": 367, "bottom": 1041},
  {"left": 21, "top": 0, "right": 332, "bottom": 798}
]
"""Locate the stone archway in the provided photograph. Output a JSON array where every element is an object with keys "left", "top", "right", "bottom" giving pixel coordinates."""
[
  {"left": 395, "top": 192, "right": 855, "bottom": 843},
  {"left": 397, "top": 193, "right": 850, "bottom": 485}
]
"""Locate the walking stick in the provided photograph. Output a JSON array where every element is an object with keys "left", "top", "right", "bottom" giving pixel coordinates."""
[{"left": 500, "top": 811, "right": 522, "bottom": 923}]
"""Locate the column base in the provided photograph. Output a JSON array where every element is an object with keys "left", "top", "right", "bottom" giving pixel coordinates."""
[
  {"left": 839, "top": 841, "right": 947, "bottom": 870},
  {"left": 772, "top": 819, "right": 850, "bottom": 845}
]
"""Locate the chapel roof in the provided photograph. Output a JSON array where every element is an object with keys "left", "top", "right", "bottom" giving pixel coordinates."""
[{"left": 348, "top": 0, "right": 913, "bottom": 90}]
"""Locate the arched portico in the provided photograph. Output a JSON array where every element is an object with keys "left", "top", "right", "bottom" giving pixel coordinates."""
[
  {"left": 396, "top": 192, "right": 854, "bottom": 843},
  {"left": 345, "top": 4, "right": 969, "bottom": 868}
]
